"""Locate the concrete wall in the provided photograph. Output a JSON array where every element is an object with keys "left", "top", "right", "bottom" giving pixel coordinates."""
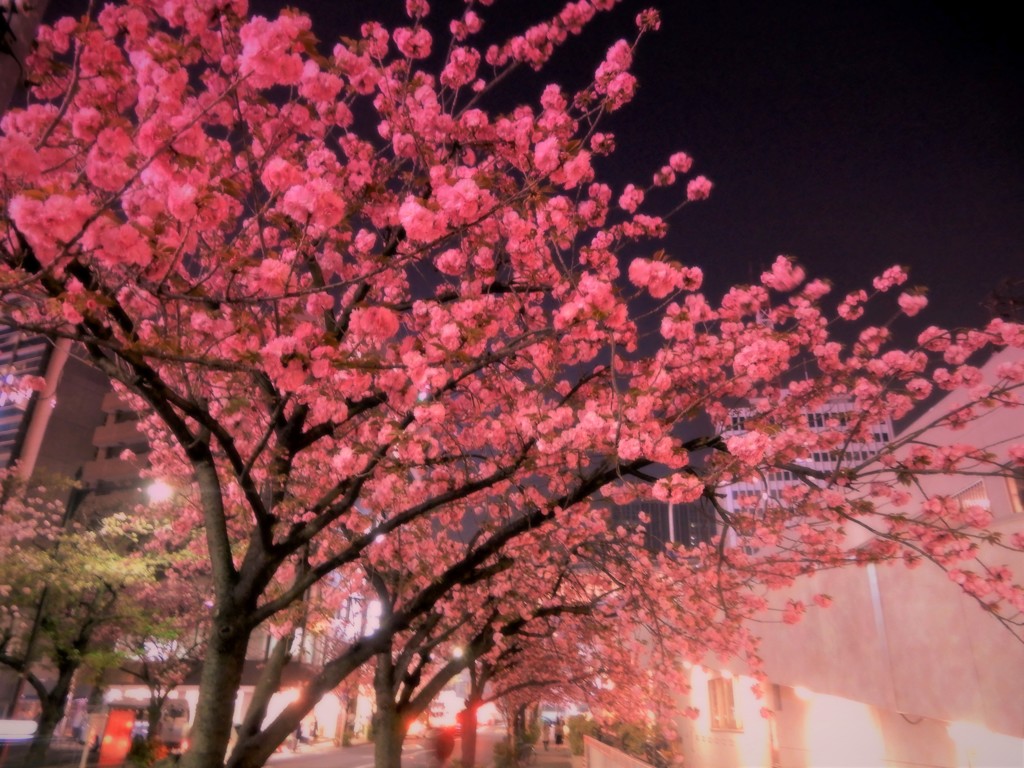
[{"left": 584, "top": 736, "right": 655, "bottom": 768}]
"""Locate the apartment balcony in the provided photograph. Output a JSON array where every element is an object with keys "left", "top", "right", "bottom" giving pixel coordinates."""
[
  {"left": 92, "top": 419, "right": 145, "bottom": 449},
  {"left": 80, "top": 454, "right": 144, "bottom": 486},
  {"left": 100, "top": 390, "right": 131, "bottom": 414}
]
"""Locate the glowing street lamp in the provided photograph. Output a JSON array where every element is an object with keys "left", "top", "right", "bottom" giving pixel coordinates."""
[{"left": 146, "top": 480, "right": 174, "bottom": 504}]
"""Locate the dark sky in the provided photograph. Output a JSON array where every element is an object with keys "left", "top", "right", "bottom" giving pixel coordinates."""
[
  {"left": 261, "top": 0, "right": 1023, "bottom": 333},
  {"left": 44, "top": 0, "right": 1023, "bottom": 333}
]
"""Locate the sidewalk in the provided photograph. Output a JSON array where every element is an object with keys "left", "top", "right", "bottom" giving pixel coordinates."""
[
  {"left": 534, "top": 741, "right": 574, "bottom": 768},
  {"left": 268, "top": 737, "right": 345, "bottom": 760}
]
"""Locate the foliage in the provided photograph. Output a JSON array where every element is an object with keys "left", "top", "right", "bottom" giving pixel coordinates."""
[
  {"left": 492, "top": 740, "right": 516, "bottom": 768},
  {"left": 128, "top": 735, "right": 160, "bottom": 768},
  {"left": 0, "top": 469, "right": 207, "bottom": 761},
  {"left": 567, "top": 715, "right": 595, "bottom": 756},
  {"left": 0, "top": 471, "right": 171, "bottom": 760},
  {"left": 524, "top": 717, "right": 541, "bottom": 748},
  {"left": 604, "top": 720, "right": 650, "bottom": 760}
]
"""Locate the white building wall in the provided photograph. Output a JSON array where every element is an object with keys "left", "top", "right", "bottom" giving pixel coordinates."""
[{"left": 676, "top": 348, "right": 1024, "bottom": 767}]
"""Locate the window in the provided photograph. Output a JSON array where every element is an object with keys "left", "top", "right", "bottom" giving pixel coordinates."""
[
  {"left": 1005, "top": 473, "right": 1024, "bottom": 516},
  {"left": 953, "top": 481, "right": 990, "bottom": 513},
  {"left": 806, "top": 413, "right": 824, "bottom": 429},
  {"left": 730, "top": 414, "right": 746, "bottom": 431},
  {"left": 708, "top": 677, "right": 742, "bottom": 731}
]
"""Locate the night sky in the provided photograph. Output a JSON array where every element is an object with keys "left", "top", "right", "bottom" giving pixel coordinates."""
[
  {"left": 42, "top": 0, "right": 1023, "bottom": 333},
  {"left": 263, "top": 0, "right": 1023, "bottom": 334}
]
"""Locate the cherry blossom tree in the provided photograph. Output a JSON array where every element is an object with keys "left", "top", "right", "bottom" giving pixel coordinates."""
[
  {"left": 115, "top": 572, "right": 209, "bottom": 755},
  {"left": 362, "top": 534, "right": 636, "bottom": 768},
  {"left": 1, "top": 2, "right": 1023, "bottom": 768},
  {"left": 0, "top": 471, "right": 175, "bottom": 763}
]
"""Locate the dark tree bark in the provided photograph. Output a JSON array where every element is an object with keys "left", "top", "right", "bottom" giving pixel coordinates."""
[
  {"left": 372, "top": 651, "right": 406, "bottom": 768},
  {"left": 181, "top": 611, "right": 253, "bottom": 768},
  {"left": 21, "top": 614, "right": 96, "bottom": 766}
]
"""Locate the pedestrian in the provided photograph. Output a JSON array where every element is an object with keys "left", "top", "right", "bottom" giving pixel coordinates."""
[
  {"left": 555, "top": 718, "right": 564, "bottom": 746},
  {"left": 543, "top": 721, "right": 554, "bottom": 751}
]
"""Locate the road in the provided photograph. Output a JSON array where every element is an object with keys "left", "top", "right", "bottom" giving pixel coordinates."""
[{"left": 267, "top": 725, "right": 505, "bottom": 768}]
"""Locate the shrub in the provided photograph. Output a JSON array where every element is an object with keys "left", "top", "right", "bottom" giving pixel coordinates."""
[
  {"left": 567, "top": 715, "right": 596, "bottom": 756},
  {"left": 493, "top": 740, "right": 516, "bottom": 768}
]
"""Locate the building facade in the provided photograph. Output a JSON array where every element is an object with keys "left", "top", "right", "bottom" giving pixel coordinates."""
[{"left": 674, "top": 350, "right": 1024, "bottom": 767}]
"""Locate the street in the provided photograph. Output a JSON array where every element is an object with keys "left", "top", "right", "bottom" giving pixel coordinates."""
[{"left": 267, "top": 725, "right": 506, "bottom": 768}]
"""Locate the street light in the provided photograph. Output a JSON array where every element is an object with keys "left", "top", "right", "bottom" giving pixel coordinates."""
[{"left": 145, "top": 480, "right": 174, "bottom": 504}]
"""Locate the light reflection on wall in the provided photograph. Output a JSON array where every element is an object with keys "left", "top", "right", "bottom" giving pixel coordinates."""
[
  {"left": 948, "top": 720, "right": 1024, "bottom": 768},
  {"left": 798, "top": 691, "right": 885, "bottom": 767},
  {"left": 685, "top": 666, "right": 770, "bottom": 768}
]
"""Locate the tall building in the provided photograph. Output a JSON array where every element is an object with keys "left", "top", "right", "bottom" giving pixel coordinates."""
[
  {"left": 717, "top": 395, "right": 893, "bottom": 533},
  {"left": 0, "top": 330, "right": 130, "bottom": 716},
  {"left": 0, "top": 330, "right": 115, "bottom": 483},
  {"left": 0, "top": 329, "right": 49, "bottom": 467},
  {"left": 610, "top": 498, "right": 718, "bottom": 553}
]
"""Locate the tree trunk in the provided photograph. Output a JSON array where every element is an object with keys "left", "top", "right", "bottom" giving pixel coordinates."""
[
  {"left": 178, "top": 613, "right": 252, "bottom": 768},
  {"left": 235, "top": 632, "right": 293, "bottom": 750},
  {"left": 372, "top": 707, "right": 405, "bottom": 768},
  {"left": 372, "top": 654, "right": 405, "bottom": 768},
  {"left": 24, "top": 657, "right": 78, "bottom": 765},
  {"left": 145, "top": 693, "right": 170, "bottom": 752},
  {"left": 461, "top": 663, "right": 487, "bottom": 768},
  {"left": 460, "top": 703, "right": 478, "bottom": 768},
  {"left": 513, "top": 704, "right": 527, "bottom": 745}
]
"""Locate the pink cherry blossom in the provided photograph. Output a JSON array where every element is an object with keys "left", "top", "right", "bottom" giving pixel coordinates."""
[
  {"left": 652, "top": 165, "right": 676, "bottom": 187},
  {"left": 652, "top": 473, "right": 703, "bottom": 503},
  {"left": 636, "top": 9, "right": 662, "bottom": 31},
  {"left": 441, "top": 46, "right": 481, "bottom": 88},
  {"left": 238, "top": 14, "right": 308, "bottom": 87},
  {"left": 534, "top": 136, "right": 561, "bottom": 173},
  {"left": 167, "top": 183, "right": 199, "bottom": 222},
  {"left": 399, "top": 197, "right": 447, "bottom": 242},
  {"left": 760, "top": 255, "right": 806, "bottom": 292},
  {"left": 618, "top": 184, "right": 644, "bottom": 213},
  {"left": 393, "top": 26, "right": 432, "bottom": 59},
  {"left": 557, "top": 150, "right": 594, "bottom": 189},
  {"left": 669, "top": 152, "right": 693, "bottom": 173},
  {"left": 898, "top": 291, "right": 928, "bottom": 317},
  {"left": 686, "top": 175, "right": 712, "bottom": 200},
  {"left": 872, "top": 265, "right": 909, "bottom": 291},
  {"left": 405, "top": 0, "right": 429, "bottom": 19},
  {"left": 8, "top": 194, "right": 94, "bottom": 264},
  {"left": 0, "top": 135, "right": 42, "bottom": 181},
  {"left": 351, "top": 306, "right": 401, "bottom": 341}
]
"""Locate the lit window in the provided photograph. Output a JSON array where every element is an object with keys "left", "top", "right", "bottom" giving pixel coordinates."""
[
  {"left": 1005, "top": 472, "right": 1024, "bottom": 515},
  {"left": 953, "top": 481, "right": 990, "bottom": 514},
  {"left": 708, "top": 677, "right": 742, "bottom": 731}
]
